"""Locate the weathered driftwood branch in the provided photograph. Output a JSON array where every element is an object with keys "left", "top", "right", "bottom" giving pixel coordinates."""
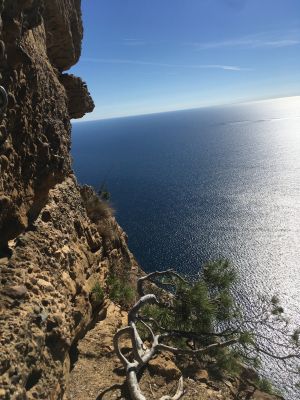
[
  {"left": 100, "top": 270, "right": 239, "bottom": 400},
  {"left": 96, "top": 261, "right": 300, "bottom": 400}
]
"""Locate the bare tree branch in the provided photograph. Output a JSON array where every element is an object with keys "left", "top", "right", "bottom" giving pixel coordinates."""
[
  {"left": 128, "top": 294, "right": 159, "bottom": 323},
  {"left": 137, "top": 270, "right": 188, "bottom": 297},
  {"left": 160, "top": 377, "right": 185, "bottom": 400},
  {"left": 113, "top": 326, "right": 133, "bottom": 367},
  {"left": 156, "top": 338, "right": 239, "bottom": 355},
  {"left": 102, "top": 266, "right": 300, "bottom": 399}
]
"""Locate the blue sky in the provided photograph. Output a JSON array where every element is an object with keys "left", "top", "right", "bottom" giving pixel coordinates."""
[{"left": 70, "top": 0, "right": 300, "bottom": 120}]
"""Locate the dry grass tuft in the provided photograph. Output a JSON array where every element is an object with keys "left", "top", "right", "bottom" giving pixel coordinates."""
[
  {"left": 80, "top": 185, "right": 120, "bottom": 246},
  {"left": 80, "top": 185, "right": 114, "bottom": 222}
]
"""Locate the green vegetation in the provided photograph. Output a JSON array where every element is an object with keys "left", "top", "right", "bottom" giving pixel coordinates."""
[
  {"left": 107, "top": 262, "right": 300, "bottom": 400},
  {"left": 82, "top": 187, "right": 113, "bottom": 221},
  {"left": 142, "top": 260, "right": 236, "bottom": 335},
  {"left": 138, "top": 260, "right": 300, "bottom": 381},
  {"left": 98, "top": 183, "right": 110, "bottom": 201},
  {"left": 256, "top": 377, "right": 275, "bottom": 395},
  {"left": 90, "top": 281, "right": 104, "bottom": 304},
  {"left": 107, "top": 274, "right": 135, "bottom": 308},
  {"left": 253, "top": 376, "right": 283, "bottom": 397}
]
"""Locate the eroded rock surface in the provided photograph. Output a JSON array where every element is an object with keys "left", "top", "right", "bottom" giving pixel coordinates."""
[
  {"left": 60, "top": 74, "right": 94, "bottom": 119},
  {"left": 0, "top": 1, "right": 129, "bottom": 399},
  {"left": 0, "top": 177, "right": 138, "bottom": 399},
  {"left": 0, "top": 0, "right": 94, "bottom": 250},
  {"left": 43, "top": 0, "right": 83, "bottom": 72}
]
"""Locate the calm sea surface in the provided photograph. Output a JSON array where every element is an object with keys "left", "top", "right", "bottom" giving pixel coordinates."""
[{"left": 72, "top": 97, "right": 300, "bottom": 398}]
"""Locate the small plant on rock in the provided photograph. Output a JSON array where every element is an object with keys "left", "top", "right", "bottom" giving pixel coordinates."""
[
  {"left": 98, "top": 182, "right": 110, "bottom": 201},
  {"left": 90, "top": 281, "right": 104, "bottom": 305},
  {"left": 107, "top": 274, "right": 135, "bottom": 308}
]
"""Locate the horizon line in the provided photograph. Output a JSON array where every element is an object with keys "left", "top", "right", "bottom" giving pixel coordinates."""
[{"left": 72, "top": 95, "right": 300, "bottom": 124}]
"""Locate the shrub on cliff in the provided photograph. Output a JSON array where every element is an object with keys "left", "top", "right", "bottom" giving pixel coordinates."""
[
  {"left": 90, "top": 281, "right": 104, "bottom": 305},
  {"left": 98, "top": 183, "right": 110, "bottom": 201},
  {"left": 107, "top": 274, "right": 135, "bottom": 308},
  {"left": 80, "top": 184, "right": 120, "bottom": 248},
  {"left": 81, "top": 184, "right": 113, "bottom": 221}
]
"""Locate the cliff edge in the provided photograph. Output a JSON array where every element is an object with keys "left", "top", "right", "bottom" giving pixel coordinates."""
[{"left": 0, "top": 1, "right": 138, "bottom": 399}]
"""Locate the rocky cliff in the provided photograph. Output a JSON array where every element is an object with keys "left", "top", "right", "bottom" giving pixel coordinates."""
[
  {"left": 0, "top": 0, "right": 94, "bottom": 249},
  {"left": 0, "top": 1, "right": 138, "bottom": 399}
]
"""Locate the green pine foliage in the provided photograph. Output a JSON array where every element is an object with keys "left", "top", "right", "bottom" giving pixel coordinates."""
[
  {"left": 142, "top": 259, "right": 237, "bottom": 334},
  {"left": 140, "top": 260, "right": 244, "bottom": 373},
  {"left": 139, "top": 259, "right": 300, "bottom": 382}
]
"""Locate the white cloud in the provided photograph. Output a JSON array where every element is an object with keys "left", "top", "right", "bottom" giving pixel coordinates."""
[
  {"left": 81, "top": 57, "right": 249, "bottom": 71},
  {"left": 188, "top": 33, "right": 300, "bottom": 50}
]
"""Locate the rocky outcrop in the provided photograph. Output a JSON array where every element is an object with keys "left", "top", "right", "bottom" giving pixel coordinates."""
[
  {"left": 43, "top": 0, "right": 83, "bottom": 72},
  {"left": 60, "top": 74, "right": 94, "bottom": 119},
  {"left": 0, "top": 0, "right": 93, "bottom": 250},
  {"left": 0, "top": 1, "right": 126, "bottom": 399},
  {"left": 0, "top": 178, "right": 138, "bottom": 399}
]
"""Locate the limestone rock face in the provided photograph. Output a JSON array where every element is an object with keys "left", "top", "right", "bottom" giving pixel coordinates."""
[
  {"left": 0, "top": 0, "right": 93, "bottom": 249},
  {"left": 0, "top": 177, "right": 138, "bottom": 399},
  {"left": 43, "top": 0, "right": 83, "bottom": 72},
  {"left": 0, "top": 1, "right": 132, "bottom": 399},
  {"left": 60, "top": 74, "right": 95, "bottom": 119}
]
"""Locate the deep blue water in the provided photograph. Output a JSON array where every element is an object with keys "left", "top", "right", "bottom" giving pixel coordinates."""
[{"left": 72, "top": 97, "right": 300, "bottom": 397}]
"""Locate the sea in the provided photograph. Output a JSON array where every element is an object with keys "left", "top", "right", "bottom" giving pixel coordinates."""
[{"left": 72, "top": 96, "right": 300, "bottom": 398}]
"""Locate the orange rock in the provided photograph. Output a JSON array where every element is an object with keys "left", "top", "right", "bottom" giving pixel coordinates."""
[
  {"left": 149, "top": 353, "right": 181, "bottom": 379},
  {"left": 194, "top": 369, "right": 209, "bottom": 383}
]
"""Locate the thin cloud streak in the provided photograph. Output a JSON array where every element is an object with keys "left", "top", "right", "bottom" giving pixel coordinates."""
[
  {"left": 189, "top": 36, "right": 300, "bottom": 50},
  {"left": 122, "top": 38, "right": 147, "bottom": 46},
  {"left": 81, "top": 57, "right": 250, "bottom": 71}
]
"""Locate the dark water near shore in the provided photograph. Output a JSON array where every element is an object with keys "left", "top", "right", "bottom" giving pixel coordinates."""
[{"left": 72, "top": 97, "right": 300, "bottom": 398}]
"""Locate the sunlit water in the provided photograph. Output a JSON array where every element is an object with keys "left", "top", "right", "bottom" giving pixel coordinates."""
[{"left": 72, "top": 97, "right": 300, "bottom": 398}]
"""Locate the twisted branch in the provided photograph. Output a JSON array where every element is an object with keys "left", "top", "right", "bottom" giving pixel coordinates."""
[
  {"left": 101, "top": 269, "right": 300, "bottom": 399},
  {"left": 137, "top": 269, "right": 188, "bottom": 297},
  {"left": 109, "top": 271, "right": 241, "bottom": 399}
]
